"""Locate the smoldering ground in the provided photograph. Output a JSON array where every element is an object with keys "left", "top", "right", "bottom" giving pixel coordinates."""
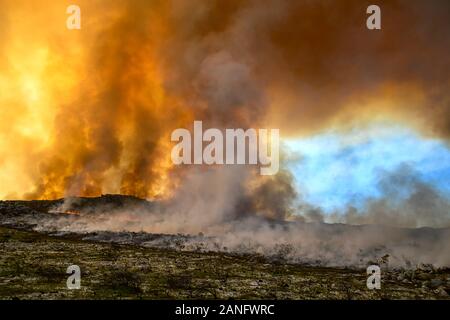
[{"left": 3, "top": 164, "right": 446, "bottom": 269}]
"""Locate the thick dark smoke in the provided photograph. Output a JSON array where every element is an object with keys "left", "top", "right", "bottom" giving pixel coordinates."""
[
  {"left": 236, "top": 169, "right": 298, "bottom": 220},
  {"left": 164, "top": 0, "right": 450, "bottom": 136}
]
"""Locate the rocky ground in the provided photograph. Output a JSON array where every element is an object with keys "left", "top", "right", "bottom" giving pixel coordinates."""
[
  {"left": 0, "top": 198, "right": 449, "bottom": 299},
  {"left": 0, "top": 226, "right": 449, "bottom": 299}
]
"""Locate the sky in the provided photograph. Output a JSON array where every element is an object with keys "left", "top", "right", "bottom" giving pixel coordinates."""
[{"left": 285, "top": 123, "right": 450, "bottom": 213}]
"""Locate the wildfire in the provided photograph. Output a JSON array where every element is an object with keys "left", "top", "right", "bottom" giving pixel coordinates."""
[{"left": 0, "top": 0, "right": 192, "bottom": 200}]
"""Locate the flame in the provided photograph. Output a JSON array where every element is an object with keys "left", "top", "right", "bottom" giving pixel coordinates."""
[{"left": 0, "top": 0, "right": 192, "bottom": 200}]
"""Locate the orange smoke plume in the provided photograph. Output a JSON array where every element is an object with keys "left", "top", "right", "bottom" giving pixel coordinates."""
[{"left": 0, "top": 0, "right": 192, "bottom": 199}]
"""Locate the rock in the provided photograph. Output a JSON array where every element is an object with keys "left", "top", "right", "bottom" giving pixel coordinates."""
[
  {"left": 428, "top": 279, "right": 444, "bottom": 289},
  {"left": 435, "top": 287, "right": 449, "bottom": 297},
  {"left": 417, "top": 263, "right": 435, "bottom": 272},
  {"left": 416, "top": 272, "right": 433, "bottom": 281}
]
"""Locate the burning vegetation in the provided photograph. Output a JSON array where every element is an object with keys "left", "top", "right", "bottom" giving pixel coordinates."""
[{"left": 0, "top": 0, "right": 449, "bottom": 300}]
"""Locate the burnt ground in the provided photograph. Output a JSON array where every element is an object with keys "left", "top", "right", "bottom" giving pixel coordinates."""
[{"left": 0, "top": 197, "right": 449, "bottom": 300}]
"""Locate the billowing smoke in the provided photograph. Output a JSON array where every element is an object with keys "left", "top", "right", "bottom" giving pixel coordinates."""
[
  {"left": 330, "top": 167, "right": 450, "bottom": 228},
  {"left": 38, "top": 176, "right": 450, "bottom": 268}
]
